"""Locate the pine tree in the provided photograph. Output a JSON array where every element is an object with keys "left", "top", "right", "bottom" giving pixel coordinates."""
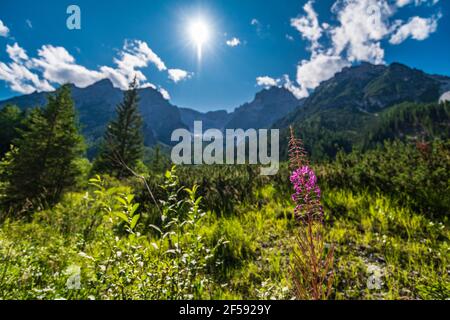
[
  {"left": 93, "top": 78, "right": 144, "bottom": 177},
  {"left": 0, "top": 104, "right": 24, "bottom": 157},
  {"left": 2, "top": 84, "right": 85, "bottom": 210}
]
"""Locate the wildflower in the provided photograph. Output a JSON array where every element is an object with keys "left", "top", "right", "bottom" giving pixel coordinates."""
[
  {"left": 288, "top": 127, "right": 334, "bottom": 300},
  {"left": 290, "top": 165, "right": 323, "bottom": 221}
]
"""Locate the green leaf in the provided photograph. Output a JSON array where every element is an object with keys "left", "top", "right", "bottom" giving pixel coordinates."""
[
  {"left": 148, "top": 224, "right": 162, "bottom": 234},
  {"left": 127, "top": 194, "right": 135, "bottom": 204},
  {"left": 114, "top": 212, "right": 129, "bottom": 223},
  {"left": 130, "top": 214, "right": 140, "bottom": 230},
  {"left": 130, "top": 203, "right": 140, "bottom": 215},
  {"left": 116, "top": 196, "right": 127, "bottom": 206}
]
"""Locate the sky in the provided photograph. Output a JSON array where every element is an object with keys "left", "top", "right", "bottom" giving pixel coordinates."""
[{"left": 0, "top": 0, "right": 449, "bottom": 112}]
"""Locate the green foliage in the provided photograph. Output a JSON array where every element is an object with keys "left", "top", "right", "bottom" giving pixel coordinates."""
[
  {"left": 93, "top": 79, "right": 144, "bottom": 177},
  {"left": 0, "top": 104, "right": 448, "bottom": 300},
  {"left": 0, "top": 155, "right": 448, "bottom": 299},
  {"left": 176, "top": 165, "right": 262, "bottom": 215},
  {"left": 364, "top": 101, "right": 450, "bottom": 147},
  {"left": 0, "top": 104, "right": 25, "bottom": 157},
  {"left": 0, "top": 85, "right": 85, "bottom": 212},
  {"left": 209, "top": 218, "right": 254, "bottom": 273},
  {"left": 0, "top": 167, "right": 225, "bottom": 299},
  {"left": 321, "top": 140, "right": 450, "bottom": 217}
]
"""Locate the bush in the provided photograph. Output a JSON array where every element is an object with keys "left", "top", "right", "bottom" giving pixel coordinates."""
[{"left": 319, "top": 140, "right": 450, "bottom": 218}]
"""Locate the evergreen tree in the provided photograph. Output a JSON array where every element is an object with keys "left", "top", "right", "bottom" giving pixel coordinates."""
[
  {"left": 0, "top": 104, "right": 24, "bottom": 157},
  {"left": 94, "top": 78, "right": 144, "bottom": 177},
  {"left": 2, "top": 85, "right": 85, "bottom": 209}
]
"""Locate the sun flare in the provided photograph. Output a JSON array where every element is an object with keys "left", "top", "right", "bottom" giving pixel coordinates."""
[{"left": 188, "top": 18, "right": 211, "bottom": 61}]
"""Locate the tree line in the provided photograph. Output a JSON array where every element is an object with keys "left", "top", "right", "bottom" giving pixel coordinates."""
[{"left": 0, "top": 79, "right": 145, "bottom": 214}]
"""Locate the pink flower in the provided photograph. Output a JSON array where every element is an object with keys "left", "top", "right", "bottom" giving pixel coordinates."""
[{"left": 290, "top": 166, "right": 323, "bottom": 220}]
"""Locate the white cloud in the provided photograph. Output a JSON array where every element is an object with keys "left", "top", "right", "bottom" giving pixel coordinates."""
[
  {"left": 0, "top": 20, "right": 9, "bottom": 37},
  {"left": 297, "top": 54, "right": 350, "bottom": 91},
  {"left": 0, "top": 54, "right": 54, "bottom": 94},
  {"left": 256, "top": 76, "right": 280, "bottom": 87},
  {"left": 396, "top": 0, "right": 439, "bottom": 7},
  {"left": 6, "top": 43, "right": 29, "bottom": 63},
  {"left": 158, "top": 87, "right": 170, "bottom": 100},
  {"left": 396, "top": 0, "right": 411, "bottom": 6},
  {"left": 256, "top": 75, "right": 309, "bottom": 99},
  {"left": 329, "top": 0, "right": 394, "bottom": 64},
  {"left": 117, "top": 40, "right": 167, "bottom": 72},
  {"left": 257, "top": 0, "right": 442, "bottom": 99},
  {"left": 282, "top": 74, "right": 309, "bottom": 99},
  {"left": 0, "top": 44, "right": 54, "bottom": 94},
  {"left": 291, "top": 0, "right": 323, "bottom": 52},
  {"left": 101, "top": 40, "right": 163, "bottom": 89},
  {"left": 0, "top": 39, "right": 192, "bottom": 95},
  {"left": 439, "top": 91, "right": 450, "bottom": 103},
  {"left": 389, "top": 15, "right": 440, "bottom": 44},
  {"left": 226, "top": 37, "right": 241, "bottom": 47},
  {"left": 168, "top": 68, "right": 191, "bottom": 83},
  {"left": 0, "top": 62, "right": 54, "bottom": 94},
  {"left": 26, "top": 19, "right": 33, "bottom": 29},
  {"left": 32, "top": 45, "right": 105, "bottom": 88},
  {"left": 103, "top": 40, "right": 192, "bottom": 89},
  {"left": 98, "top": 65, "right": 136, "bottom": 90}
]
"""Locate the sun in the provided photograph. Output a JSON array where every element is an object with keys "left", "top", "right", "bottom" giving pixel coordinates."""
[
  {"left": 189, "top": 19, "right": 210, "bottom": 46},
  {"left": 188, "top": 18, "right": 211, "bottom": 61}
]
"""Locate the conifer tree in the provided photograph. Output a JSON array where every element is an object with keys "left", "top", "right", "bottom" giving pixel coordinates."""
[
  {"left": 93, "top": 78, "right": 144, "bottom": 177},
  {"left": 2, "top": 84, "right": 85, "bottom": 209},
  {"left": 0, "top": 104, "right": 24, "bottom": 157}
]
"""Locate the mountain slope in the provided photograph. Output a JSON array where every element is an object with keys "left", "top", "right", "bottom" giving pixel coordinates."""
[
  {"left": 364, "top": 101, "right": 450, "bottom": 148},
  {"left": 225, "top": 86, "right": 303, "bottom": 130},
  {"left": 0, "top": 79, "right": 186, "bottom": 154},
  {"left": 179, "top": 108, "right": 231, "bottom": 132},
  {"left": 178, "top": 87, "right": 304, "bottom": 132},
  {"left": 275, "top": 62, "right": 450, "bottom": 160}
]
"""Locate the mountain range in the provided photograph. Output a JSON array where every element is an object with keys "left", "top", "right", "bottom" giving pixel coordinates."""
[
  {"left": 1, "top": 62, "right": 449, "bottom": 159},
  {"left": 276, "top": 62, "right": 450, "bottom": 159}
]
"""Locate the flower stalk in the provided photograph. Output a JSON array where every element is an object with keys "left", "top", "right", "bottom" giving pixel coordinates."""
[{"left": 289, "top": 126, "right": 334, "bottom": 300}]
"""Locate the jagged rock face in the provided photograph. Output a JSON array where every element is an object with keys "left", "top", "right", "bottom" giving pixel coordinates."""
[
  {"left": 178, "top": 86, "right": 304, "bottom": 132},
  {"left": 179, "top": 108, "right": 231, "bottom": 132},
  {"left": 224, "top": 86, "right": 304, "bottom": 130}
]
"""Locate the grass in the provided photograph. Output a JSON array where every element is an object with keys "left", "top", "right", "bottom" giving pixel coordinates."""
[{"left": 0, "top": 171, "right": 448, "bottom": 300}]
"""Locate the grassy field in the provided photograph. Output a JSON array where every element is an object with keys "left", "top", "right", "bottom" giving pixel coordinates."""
[{"left": 1, "top": 150, "right": 448, "bottom": 299}]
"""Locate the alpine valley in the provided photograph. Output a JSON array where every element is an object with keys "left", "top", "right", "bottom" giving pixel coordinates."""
[{"left": 1, "top": 61, "right": 449, "bottom": 160}]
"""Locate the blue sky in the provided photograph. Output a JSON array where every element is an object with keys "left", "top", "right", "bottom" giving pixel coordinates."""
[{"left": 0, "top": 0, "right": 449, "bottom": 112}]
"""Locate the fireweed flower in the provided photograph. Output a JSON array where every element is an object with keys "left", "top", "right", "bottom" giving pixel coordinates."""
[
  {"left": 288, "top": 126, "right": 334, "bottom": 300},
  {"left": 290, "top": 166, "right": 323, "bottom": 221}
]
